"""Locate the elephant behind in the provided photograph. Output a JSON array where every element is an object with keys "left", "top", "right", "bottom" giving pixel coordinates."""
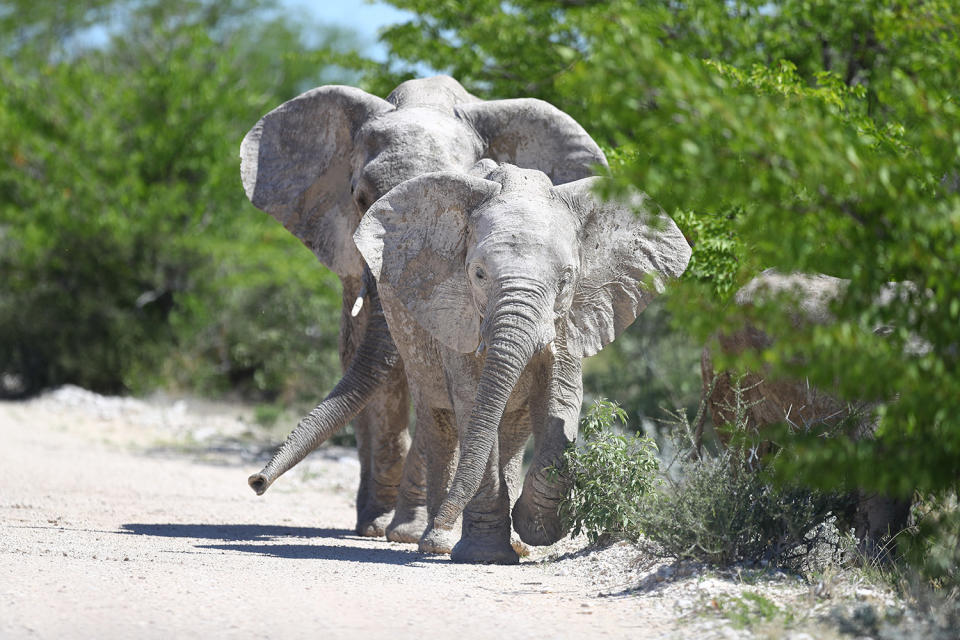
[
  {"left": 239, "top": 76, "right": 608, "bottom": 540},
  {"left": 700, "top": 270, "right": 912, "bottom": 548},
  {"left": 355, "top": 164, "right": 691, "bottom": 563}
]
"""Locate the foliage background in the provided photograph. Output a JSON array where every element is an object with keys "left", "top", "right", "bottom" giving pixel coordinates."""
[
  {"left": 1, "top": 0, "right": 357, "bottom": 401},
  {"left": 3, "top": 1, "right": 957, "bottom": 514}
]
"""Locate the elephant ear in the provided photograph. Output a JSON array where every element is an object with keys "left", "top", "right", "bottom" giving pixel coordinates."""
[
  {"left": 240, "top": 86, "right": 393, "bottom": 276},
  {"left": 455, "top": 98, "right": 609, "bottom": 185},
  {"left": 556, "top": 177, "right": 692, "bottom": 358},
  {"left": 354, "top": 172, "right": 502, "bottom": 353}
]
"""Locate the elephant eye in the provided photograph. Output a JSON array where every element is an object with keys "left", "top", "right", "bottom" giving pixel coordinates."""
[
  {"left": 474, "top": 267, "right": 486, "bottom": 281},
  {"left": 355, "top": 190, "right": 372, "bottom": 211}
]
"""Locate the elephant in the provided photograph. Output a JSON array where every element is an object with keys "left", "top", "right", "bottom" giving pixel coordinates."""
[
  {"left": 700, "top": 270, "right": 912, "bottom": 549},
  {"left": 239, "top": 75, "right": 608, "bottom": 540},
  {"left": 353, "top": 163, "right": 692, "bottom": 563}
]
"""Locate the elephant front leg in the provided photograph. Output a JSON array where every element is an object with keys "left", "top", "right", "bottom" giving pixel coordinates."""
[
  {"left": 512, "top": 348, "right": 583, "bottom": 546},
  {"left": 449, "top": 459, "right": 518, "bottom": 565},
  {"left": 353, "top": 365, "right": 410, "bottom": 537},
  {"left": 386, "top": 393, "right": 452, "bottom": 546},
  {"left": 447, "top": 412, "right": 526, "bottom": 565},
  {"left": 413, "top": 407, "right": 462, "bottom": 554}
]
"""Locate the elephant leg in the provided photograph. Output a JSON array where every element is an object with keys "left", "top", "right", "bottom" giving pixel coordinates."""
[
  {"left": 385, "top": 396, "right": 433, "bottom": 544},
  {"left": 353, "top": 366, "right": 410, "bottom": 537},
  {"left": 336, "top": 273, "right": 413, "bottom": 537},
  {"left": 500, "top": 408, "right": 533, "bottom": 558},
  {"left": 415, "top": 407, "right": 461, "bottom": 554},
  {"left": 449, "top": 409, "right": 524, "bottom": 565},
  {"left": 853, "top": 492, "right": 912, "bottom": 559},
  {"left": 513, "top": 348, "right": 583, "bottom": 547}
]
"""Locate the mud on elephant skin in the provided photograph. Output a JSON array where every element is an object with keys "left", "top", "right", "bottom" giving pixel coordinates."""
[
  {"left": 355, "top": 164, "right": 691, "bottom": 563},
  {"left": 239, "top": 75, "right": 609, "bottom": 539},
  {"left": 700, "top": 270, "right": 913, "bottom": 550}
]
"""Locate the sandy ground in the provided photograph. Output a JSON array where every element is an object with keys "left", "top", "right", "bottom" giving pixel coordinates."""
[
  {"left": 0, "top": 388, "right": 678, "bottom": 640},
  {"left": 2, "top": 387, "right": 911, "bottom": 640}
]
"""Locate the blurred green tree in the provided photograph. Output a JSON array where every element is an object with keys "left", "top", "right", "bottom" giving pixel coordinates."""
[{"left": 0, "top": 0, "right": 359, "bottom": 399}]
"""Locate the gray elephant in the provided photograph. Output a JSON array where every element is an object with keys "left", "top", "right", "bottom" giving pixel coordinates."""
[
  {"left": 240, "top": 75, "right": 607, "bottom": 539},
  {"left": 354, "top": 164, "right": 691, "bottom": 563},
  {"left": 700, "top": 270, "right": 912, "bottom": 547}
]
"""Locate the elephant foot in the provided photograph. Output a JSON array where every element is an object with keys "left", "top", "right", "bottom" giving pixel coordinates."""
[
  {"left": 512, "top": 497, "right": 565, "bottom": 547},
  {"left": 385, "top": 505, "right": 428, "bottom": 544},
  {"left": 450, "top": 535, "right": 520, "bottom": 565},
  {"left": 418, "top": 525, "right": 458, "bottom": 555},
  {"left": 356, "top": 508, "right": 394, "bottom": 538}
]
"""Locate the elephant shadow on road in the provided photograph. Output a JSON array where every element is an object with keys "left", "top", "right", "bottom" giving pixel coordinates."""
[{"left": 120, "top": 523, "right": 444, "bottom": 565}]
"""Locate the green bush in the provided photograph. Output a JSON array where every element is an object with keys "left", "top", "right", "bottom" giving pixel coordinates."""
[
  {"left": 553, "top": 399, "right": 659, "bottom": 544},
  {"left": 374, "top": 0, "right": 960, "bottom": 574},
  {"left": 0, "top": 0, "right": 356, "bottom": 399},
  {"left": 558, "top": 394, "right": 852, "bottom": 570},
  {"left": 639, "top": 433, "right": 851, "bottom": 572}
]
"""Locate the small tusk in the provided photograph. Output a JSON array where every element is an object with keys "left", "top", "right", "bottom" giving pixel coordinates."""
[
  {"left": 350, "top": 282, "right": 368, "bottom": 317},
  {"left": 545, "top": 340, "right": 557, "bottom": 356},
  {"left": 475, "top": 339, "right": 485, "bottom": 357},
  {"left": 350, "top": 296, "right": 364, "bottom": 317}
]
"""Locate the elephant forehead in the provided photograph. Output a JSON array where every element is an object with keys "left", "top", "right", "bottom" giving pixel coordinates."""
[
  {"left": 359, "top": 108, "right": 480, "bottom": 157},
  {"left": 357, "top": 113, "right": 484, "bottom": 197},
  {"left": 471, "top": 204, "right": 579, "bottom": 268},
  {"left": 474, "top": 193, "right": 575, "bottom": 239}
]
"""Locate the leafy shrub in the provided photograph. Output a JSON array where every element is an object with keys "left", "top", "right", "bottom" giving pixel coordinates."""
[
  {"left": 902, "top": 493, "right": 960, "bottom": 593},
  {"left": 554, "top": 399, "right": 659, "bottom": 544},
  {"left": 636, "top": 399, "right": 854, "bottom": 572},
  {"left": 0, "top": 0, "right": 355, "bottom": 399}
]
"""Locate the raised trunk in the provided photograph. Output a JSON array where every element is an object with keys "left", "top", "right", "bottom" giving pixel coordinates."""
[
  {"left": 434, "top": 284, "right": 548, "bottom": 529},
  {"left": 248, "top": 289, "right": 399, "bottom": 495}
]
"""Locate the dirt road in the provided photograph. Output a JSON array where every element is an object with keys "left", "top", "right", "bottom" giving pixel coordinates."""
[{"left": 1, "top": 388, "right": 679, "bottom": 639}]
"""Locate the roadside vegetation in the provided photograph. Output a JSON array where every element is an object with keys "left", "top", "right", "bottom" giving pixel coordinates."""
[{"left": 3, "top": 0, "right": 957, "bottom": 634}]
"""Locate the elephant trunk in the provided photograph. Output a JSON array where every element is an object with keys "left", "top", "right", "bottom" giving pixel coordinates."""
[
  {"left": 249, "top": 291, "right": 399, "bottom": 495},
  {"left": 434, "top": 280, "right": 552, "bottom": 529},
  {"left": 512, "top": 333, "right": 582, "bottom": 545}
]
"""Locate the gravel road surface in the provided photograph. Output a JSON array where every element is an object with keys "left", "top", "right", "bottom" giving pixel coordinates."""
[{"left": 1, "top": 388, "right": 675, "bottom": 639}]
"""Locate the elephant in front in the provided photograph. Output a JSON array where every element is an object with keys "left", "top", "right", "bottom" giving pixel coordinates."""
[
  {"left": 240, "top": 75, "right": 608, "bottom": 539},
  {"left": 354, "top": 164, "right": 691, "bottom": 563},
  {"left": 700, "top": 270, "right": 913, "bottom": 548}
]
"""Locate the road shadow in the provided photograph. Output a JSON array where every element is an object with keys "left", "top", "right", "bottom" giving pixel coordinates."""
[
  {"left": 197, "top": 542, "right": 445, "bottom": 565},
  {"left": 120, "top": 523, "right": 352, "bottom": 542}
]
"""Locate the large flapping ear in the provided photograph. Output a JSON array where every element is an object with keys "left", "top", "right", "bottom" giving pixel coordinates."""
[
  {"left": 354, "top": 172, "right": 502, "bottom": 353},
  {"left": 455, "top": 98, "right": 609, "bottom": 185},
  {"left": 240, "top": 86, "right": 393, "bottom": 276},
  {"left": 555, "top": 177, "right": 692, "bottom": 358}
]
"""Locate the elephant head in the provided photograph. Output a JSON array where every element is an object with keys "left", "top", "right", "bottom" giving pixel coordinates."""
[
  {"left": 240, "top": 75, "right": 608, "bottom": 280},
  {"left": 354, "top": 164, "right": 691, "bottom": 543}
]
